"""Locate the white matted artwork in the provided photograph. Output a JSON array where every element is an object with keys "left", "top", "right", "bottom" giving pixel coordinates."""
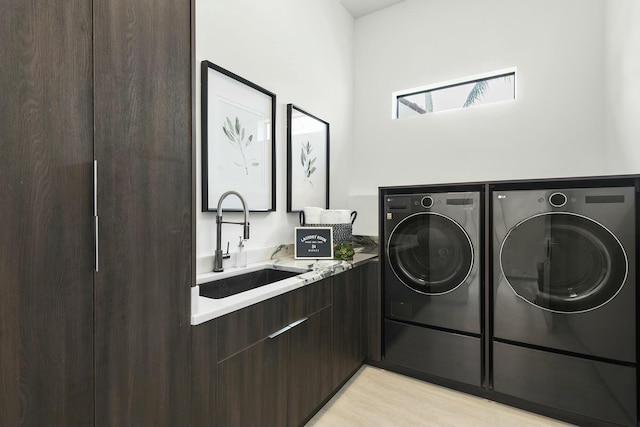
[
  {"left": 286, "top": 104, "right": 329, "bottom": 212},
  {"left": 201, "top": 60, "right": 275, "bottom": 211}
]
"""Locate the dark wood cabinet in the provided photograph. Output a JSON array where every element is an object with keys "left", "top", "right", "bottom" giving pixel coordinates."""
[
  {"left": 332, "top": 268, "right": 365, "bottom": 388},
  {"left": 1, "top": 1, "right": 192, "bottom": 426},
  {"left": 191, "top": 321, "right": 218, "bottom": 427},
  {"left": 216, "top": 302, "right": 334, "bottom": 427},
  {"left": 216, "top": 302, "right": 332, "bottom": 427},
  {"left": 190, "top": 263, "right": 379, "bottom": 427},
  {"left": 0, "top": 2, "right": 95, "bottom": 426},
  {"left": 218, "top": 328, "right": 289, "bottom": 427},
  {"left": 362, "top": 260, "right": 382, "bottom": 362},
  {"left": 214, "top": 290, "right": 291, "bottom": 427},
  {"left": 288, "top": 305, "right": 333, "bottom": 426},
  {"left": 192, "top": 279, "right": 334, "bottom": 427},
  {"left": 92, "top": 0, "right": 192, "bottom": 426}
]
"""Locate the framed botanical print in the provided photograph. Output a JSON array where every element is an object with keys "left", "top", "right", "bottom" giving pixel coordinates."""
[
  {"left": 201, "top": 60, "right": 276, "bottom": 211},
  {"left": 286, "top": 104, "right": 329, "bottom": 212}
]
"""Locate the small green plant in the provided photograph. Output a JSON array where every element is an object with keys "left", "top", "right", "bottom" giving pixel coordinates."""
[
  {"left": 334, "top": 242, "right": 355, "bottom": 261},
  {"left": 222, "top": 116, "right": 259, "bottom": 175}
]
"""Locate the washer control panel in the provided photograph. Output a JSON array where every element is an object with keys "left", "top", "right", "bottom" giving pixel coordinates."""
[{"left": 385, "top": 192, "right": 477, "bottom": 220}]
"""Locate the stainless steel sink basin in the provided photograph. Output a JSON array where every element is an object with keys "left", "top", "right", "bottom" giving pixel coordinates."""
[{"left": 199, "top": 268, "right": 302, "bottom": 299}]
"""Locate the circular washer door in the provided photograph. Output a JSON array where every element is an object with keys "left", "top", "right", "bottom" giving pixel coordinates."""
[
  {"left": 500, "top": 212, "right": 628, "bottom": 313},
  {"left": 387, "top": 212, "right": 474, "bottom": 295}
]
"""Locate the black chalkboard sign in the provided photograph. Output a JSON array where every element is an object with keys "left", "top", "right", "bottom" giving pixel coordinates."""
[{"left": 294, "top": 227, "right": 334, "bottom": 259}]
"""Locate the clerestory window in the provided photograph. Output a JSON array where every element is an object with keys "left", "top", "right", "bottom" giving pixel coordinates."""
[{"left": 394, "top": 69, "right": 516, "bottom": 119}]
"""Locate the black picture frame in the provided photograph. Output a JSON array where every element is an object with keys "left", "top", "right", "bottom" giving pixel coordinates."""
[
  {"left": 201, "top": 60, "right": 276, "bottom": 212},
  {"left": 286, "top": 104, "right": 330, "bottom": 212}
]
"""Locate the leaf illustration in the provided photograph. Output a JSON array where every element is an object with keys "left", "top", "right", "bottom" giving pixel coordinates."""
[
  {"left": 222, "top": 116, "right": 256, "bottom": 175},
  {"left": 299, "top": 140, "right": 318, "bottom": 184}
]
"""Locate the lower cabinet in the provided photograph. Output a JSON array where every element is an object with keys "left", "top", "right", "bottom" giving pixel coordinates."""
[
  {"left": 362, "top": 259, "right": 382, "bottom": 362},
  {"left": 216, "top": 304, "right": 333, "bottom": 427},
  {"left": 191, "top": 262, "right": 372, "bottom": 427},
  {"left": 332, "top": 267, "right": 365, "bottom": 389},
  {"left": 288, "top": 305, "right": 333, "bottom": 426},
  {"left": 217, "top": 327, "right": 289, "bottom": 426}
]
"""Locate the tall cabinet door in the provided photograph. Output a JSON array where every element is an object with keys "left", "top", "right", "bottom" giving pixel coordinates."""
[
  {"left": 92, "top": 0, "right": 192, "bottom": 426},
  {"left": 0, "top": 2, "right": 94, "bottom": 426}
]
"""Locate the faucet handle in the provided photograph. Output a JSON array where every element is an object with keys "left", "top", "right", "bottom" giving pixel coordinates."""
[{"left": 222, "top": 241, "right": 231, "bottom": 259}]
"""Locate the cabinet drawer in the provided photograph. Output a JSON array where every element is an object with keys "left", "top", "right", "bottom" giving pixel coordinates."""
[
  {"left": 217, "top": 279, "right": 332, "bottom": 362},
  {"left": 288, "top": 276, "right": 332, "bottom": 322}
]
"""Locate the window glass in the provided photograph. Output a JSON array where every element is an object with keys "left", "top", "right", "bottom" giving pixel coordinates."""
[{"left": 396, "top": 71, "right": 515, "bottom": 118}]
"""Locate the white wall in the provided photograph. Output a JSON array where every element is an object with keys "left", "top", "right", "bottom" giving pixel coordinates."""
[
  {"left": 195, "top": 0, "right": 354, "bottom": 272},
  {"left": 350, "top": 0, "right": 611, "bottom": 232},
  {"left": 195, "top": 0, "right": 639, "bottom": 255},
  {"left": 604, "top": 0, "right": 640, "bottom": 171}
]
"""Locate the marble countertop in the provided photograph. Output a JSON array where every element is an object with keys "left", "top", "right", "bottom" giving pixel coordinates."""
[{"left": 191, "top": 253, "right": 377, "bottom": 325}]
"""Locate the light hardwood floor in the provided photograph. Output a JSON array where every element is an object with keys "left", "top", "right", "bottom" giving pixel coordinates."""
[{"left": 307, "top": 366, "right": 573, "bottom": 427}]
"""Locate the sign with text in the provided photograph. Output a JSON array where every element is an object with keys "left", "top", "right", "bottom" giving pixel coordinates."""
[{"left": 294, "top": 227, "right": 334, "bottom": 259}]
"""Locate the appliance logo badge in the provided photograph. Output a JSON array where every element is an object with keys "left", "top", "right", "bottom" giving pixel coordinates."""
[
  {"left": 497, "top": 194, "right": 506, "bottom": 199},
  {"left": 387, "top": 213, "right": 393, "bottom": 220}
]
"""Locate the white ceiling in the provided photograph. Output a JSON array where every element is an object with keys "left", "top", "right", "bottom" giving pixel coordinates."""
[{"left": 340, "top": 0, "right": 406, "bottom": 18}]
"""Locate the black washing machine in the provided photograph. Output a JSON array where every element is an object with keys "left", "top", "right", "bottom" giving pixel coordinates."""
[
  {"left": 492, "top": 185, "right": 637, "bottom": 426},
  {"left": 382, "top": 189, "right": 482, "bottom": 387}
]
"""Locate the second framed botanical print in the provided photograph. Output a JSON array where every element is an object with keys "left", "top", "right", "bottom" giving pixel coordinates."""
[
  {"left": 286, "top": 104, "right": 329, "bottom": 212},
  {"left": 201, "top": 60, "right": 276, "bottom": 212}
]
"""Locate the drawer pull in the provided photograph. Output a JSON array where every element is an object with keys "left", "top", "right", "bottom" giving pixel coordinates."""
[
  {"left": 267, "top": 317, "right": 309, "bottom": 339},
  {"left": 288, "top": 317, "right": 308, "bottom": 329},
  {"left": 268, "top": 325, "right": 291, "bottom": 339}
]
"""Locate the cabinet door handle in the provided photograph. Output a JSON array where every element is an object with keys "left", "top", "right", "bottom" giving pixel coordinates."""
[
  {"left": 94, "top": 216, "right": 99, "bottom": 272},
  {"left": 94, "top": 160, "right": 99, "bottom": 272},
  {"left": 268, "top": 325, "right": 291, "bottom": 339},
  {"left": 288, "top": 317, "right": 308, "bottom": 329}
]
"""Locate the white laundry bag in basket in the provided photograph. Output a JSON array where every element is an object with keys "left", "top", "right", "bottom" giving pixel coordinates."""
[{"left": 300, "top": 208, "right": 357, "bottom": 260}]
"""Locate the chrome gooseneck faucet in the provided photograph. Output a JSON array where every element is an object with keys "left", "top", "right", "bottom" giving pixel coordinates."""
[{"left": 214, "top": 190, "right": 250, "bottom": 272}]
